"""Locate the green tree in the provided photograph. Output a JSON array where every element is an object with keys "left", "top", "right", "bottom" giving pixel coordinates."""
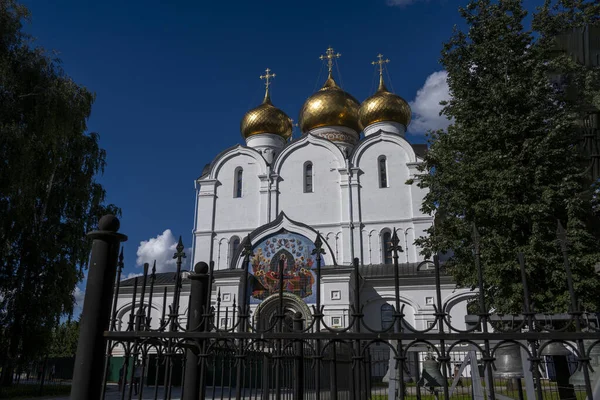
[
  {"left": 0, "top": 0, "right": 119, "bottom": 384},
  {"left": 48, "top": 320, "right": 80, "bottom": 358},
  {"left": 413, "top": 0, "right": 600, "bottom": 314}
]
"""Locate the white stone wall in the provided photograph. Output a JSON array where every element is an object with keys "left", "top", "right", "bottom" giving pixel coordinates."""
[
  {"left": 275, "top": 141, "right": 343, "bottom": 227},
  {"left": 112, "top": 278, "right": 472, "bottom": 346},
  {"left": 113, "top": 127, "right": 473, "bottom": 362},
  {"left": 193, "top": 129, "right": 433, "bottom": 271}
]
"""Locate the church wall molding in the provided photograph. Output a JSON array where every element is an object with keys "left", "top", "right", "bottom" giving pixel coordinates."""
[
  {"left": 196, "top": 144, "right": 242, "bottom": 180},
  {"left": 350, "top": 130, "right": 418, "bottom": 167},
  {"left": 361, "top": 216, "right": 433, "bottom": 225},
  {"left": 230, "top": 211, "right": 337, "bottom": 270},
  {"left": 442, "top": 290, "right": 477, "bottom": 314},
  {"left": 362, "top": 295, "right": 420, "bottom": 313},
  {"left": 202, "top": 144, "right": 268, "bottom": 181},
  {"left": 271, "top": 133, "right": 346, "bottom": 175}
]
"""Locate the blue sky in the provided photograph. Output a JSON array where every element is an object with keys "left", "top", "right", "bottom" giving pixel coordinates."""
[{"left": 19, "top": 0, "right": 544, "bottom": 312}]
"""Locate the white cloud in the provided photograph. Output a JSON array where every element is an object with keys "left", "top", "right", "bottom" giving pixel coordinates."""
[
  {"left": 386, "top": 0, "right": 427, "bottom": 6},
  {"left": 73, "top": 286, "right": 85, "bottom": 311},
  {"left": 136, "top": 229, "right": 190, "bottom": 273},
  {"left": 409, "top": 70, "right": 453, "bottom": 133}
]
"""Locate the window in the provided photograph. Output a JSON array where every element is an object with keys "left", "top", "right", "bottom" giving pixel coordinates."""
[
  {"left": 229, "top": 236, "right": 240, "bottom": 268},
  {"left": 381, "top": 303, "right": 394, "bottom": 330},
  {"left": 304, "top": 162, "right": 313, "bottom": 193},
  {"left": 382, "top": 230, "right": 393, "bottom": 265},
  {"left": 378, "top": 156, "right": 388, "bottom": 188},
  {"left": 331, "top": 316, "right": 342, "bottom": 327},
  {"left": 234, "top": 167, "right": 243, "bottom": 198}
]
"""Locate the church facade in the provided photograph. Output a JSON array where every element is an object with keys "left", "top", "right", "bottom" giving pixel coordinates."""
[
  {"left": 189, "top": 49, "right": 470, "bottom": 333},
  {"left": 113, "top": 49, "right": 473, "bottom": 381}
]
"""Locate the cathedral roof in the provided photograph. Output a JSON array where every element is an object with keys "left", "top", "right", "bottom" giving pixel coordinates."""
[
  {"left": 196, "top": 144, "right": 263, "bottom": 180},
  {"left": 358, "top": 75, "right": 411, "bottom": 130},
  {"left": 118, "top": 262, "right": 450, "bottom": 289},
  {"left": 358, "top": 54, "right": 411, "bottom": 130},
  {"left": 411, "top": 143, "right": 428, "bottom": 159},
  {"left": 241, "top": 91, "right": 293, "bottom": 140},
  {"left": 298, "top": 74, "right": 360, "bottom": 134},
  {"left": 200, "top": 163, "right": 210, "bottom": 177},
  {"left": 119, "top": 272, "right": 189, "bottom": 287},
  {"left": 240, "top": 68, "right": 292, "bottom": 140}
]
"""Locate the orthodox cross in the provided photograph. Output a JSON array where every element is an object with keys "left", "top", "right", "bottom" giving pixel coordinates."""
[
  {"left": 260, "top": 68, "right": 276, "bottom": 90},
  {"left": 320, "top": 46, "right": 341, "bottom": 75},
  {"left": 372, "top": 53, "right": 390, "bottom": 77}
]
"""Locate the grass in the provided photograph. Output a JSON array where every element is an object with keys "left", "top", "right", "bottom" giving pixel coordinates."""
[
  {"left": 371, "top": 395, "right": 437, "bottom": 400},
  {"left": 0, "top": 384, "right": 71, "bottom": 399}
]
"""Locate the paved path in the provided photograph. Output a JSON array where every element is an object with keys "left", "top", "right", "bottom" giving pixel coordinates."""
[
  {"left": 23, "top": 384, "right": 476, "bottom": 400},
  {"left": 24, "top": 386, "right": 369, "bottom": 400}
]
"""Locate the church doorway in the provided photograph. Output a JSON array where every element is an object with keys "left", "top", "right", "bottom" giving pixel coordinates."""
[{"left": 253, "top": 292, "right": 312, "bottom": 332}]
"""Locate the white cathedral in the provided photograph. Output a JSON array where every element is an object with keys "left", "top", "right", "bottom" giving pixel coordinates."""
[{"left": 113, "top": 48, "right": 472, "bottom": 378}]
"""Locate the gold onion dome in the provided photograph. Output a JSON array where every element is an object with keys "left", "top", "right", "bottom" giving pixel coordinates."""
[
  {"left": 359, "top": 55, "right": 411, "bottom": 130},
  {"left": 299, "top": 74, "right": 360, "bottom": 133},
  {"left": 299, "top": 47, "right": 360, "bottom": 133},
  {"left": 241, "top": 69, "right": 292, "bottom": 140}
]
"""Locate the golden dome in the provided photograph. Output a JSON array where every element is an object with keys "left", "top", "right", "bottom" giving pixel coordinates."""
[
  {"left": 299, "top": 74, "right": 360, "bottom": 133},
  {"left": 241, "top": 90, "right": 293, "bottom": 140},
  {"left": 359, "top": 76, "right": 412, "bottom": 130}
]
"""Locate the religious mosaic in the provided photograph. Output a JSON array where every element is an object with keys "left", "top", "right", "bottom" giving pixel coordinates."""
[{"left": 249, "top": 230, "right": 321, "bottom": 304}]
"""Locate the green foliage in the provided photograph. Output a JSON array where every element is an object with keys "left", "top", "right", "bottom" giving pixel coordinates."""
[
  {"left": 0, "top": 384, "right": 71, "bottom": 398},
  {"left": 0, "top": 0, "right": 119, "bottom": 380},
  {"left": 413, "top": 0, "right": 600, "bottom": 314},
  {"left": 48, "top": 321, "right": 79, "bottom": 358}
]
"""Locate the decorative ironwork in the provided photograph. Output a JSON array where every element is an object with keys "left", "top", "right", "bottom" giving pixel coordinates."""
[{"left": 72, "top": 218, "right": 600, "bottom": 400}]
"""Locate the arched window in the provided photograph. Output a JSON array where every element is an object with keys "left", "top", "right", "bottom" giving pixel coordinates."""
[
  {"left": 382, "top": 230, "right": 392, "bottom": 265},
  {"left": 234, "top": 167, "right": 243, "bottom": 198},
  {"left": 231, "top": 236, "right": 240, "bottom": 255},
  {"left": 304, "top": 162, "right": 313, "bottom": 193},
  {"left": 378, "top": 156, "right": 388, "bottom": 188},
  {"left": 229, "top": 236, "right": 240, "bottom": 268},
  {"left": 381, "top": 303, "right": 394, "bottom": 330}
]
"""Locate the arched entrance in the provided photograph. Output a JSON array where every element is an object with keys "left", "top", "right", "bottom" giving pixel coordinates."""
[{"left": 253, "top": 292, "right": 313, "bottom": 331}]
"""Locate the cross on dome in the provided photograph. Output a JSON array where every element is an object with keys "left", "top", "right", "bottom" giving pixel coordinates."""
[
  {"left": 372, "top": 54, "right": 390, "bottom": 77},
  {"left": 259, "top": 68, "right": 276, "bottom": 101},
  {"left": 372, "top": 54, "right": 391, "bottom": 91},
  {"left": 358, "top": 53, "right": 411, "bottom": 130},
  {"left": 240, "top": 67, "right": 292, "bottom": 140},
  {"left": 260, "top": 68, "right": 276, "bottom": 90},
  {"left": 319, "top": 46, "right": 341, "bottom": 76}
]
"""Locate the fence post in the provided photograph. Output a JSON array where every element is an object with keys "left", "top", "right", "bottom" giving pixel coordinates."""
[
  {"left": 183, "top": 262, "right": 210, "bottom": 400},
  {"left": 70, "top": 215, "right": 127, "bottom": 400},
  {"left": 293, "top": 312, "right": 304, "bottom": 400}
]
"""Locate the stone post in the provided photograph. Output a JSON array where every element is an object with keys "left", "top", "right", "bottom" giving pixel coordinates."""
[
  {"left": 70, "top": 215, "right": 127, "bottom": 400},
  {"left": 182, "top": 262, "right": 210, "bottom": 400}
]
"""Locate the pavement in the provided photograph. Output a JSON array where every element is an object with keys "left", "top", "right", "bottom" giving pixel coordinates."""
[
  {"left": 26, "top": 385, "right": 373, "bottom": 400},
  {"left": 22, "top": 385, "right": 468, "bottom": 400}
]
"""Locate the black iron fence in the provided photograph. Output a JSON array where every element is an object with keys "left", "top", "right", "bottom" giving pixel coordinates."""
[{"left": 69, "top": 215, "right": 600, "bottom": 400}]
